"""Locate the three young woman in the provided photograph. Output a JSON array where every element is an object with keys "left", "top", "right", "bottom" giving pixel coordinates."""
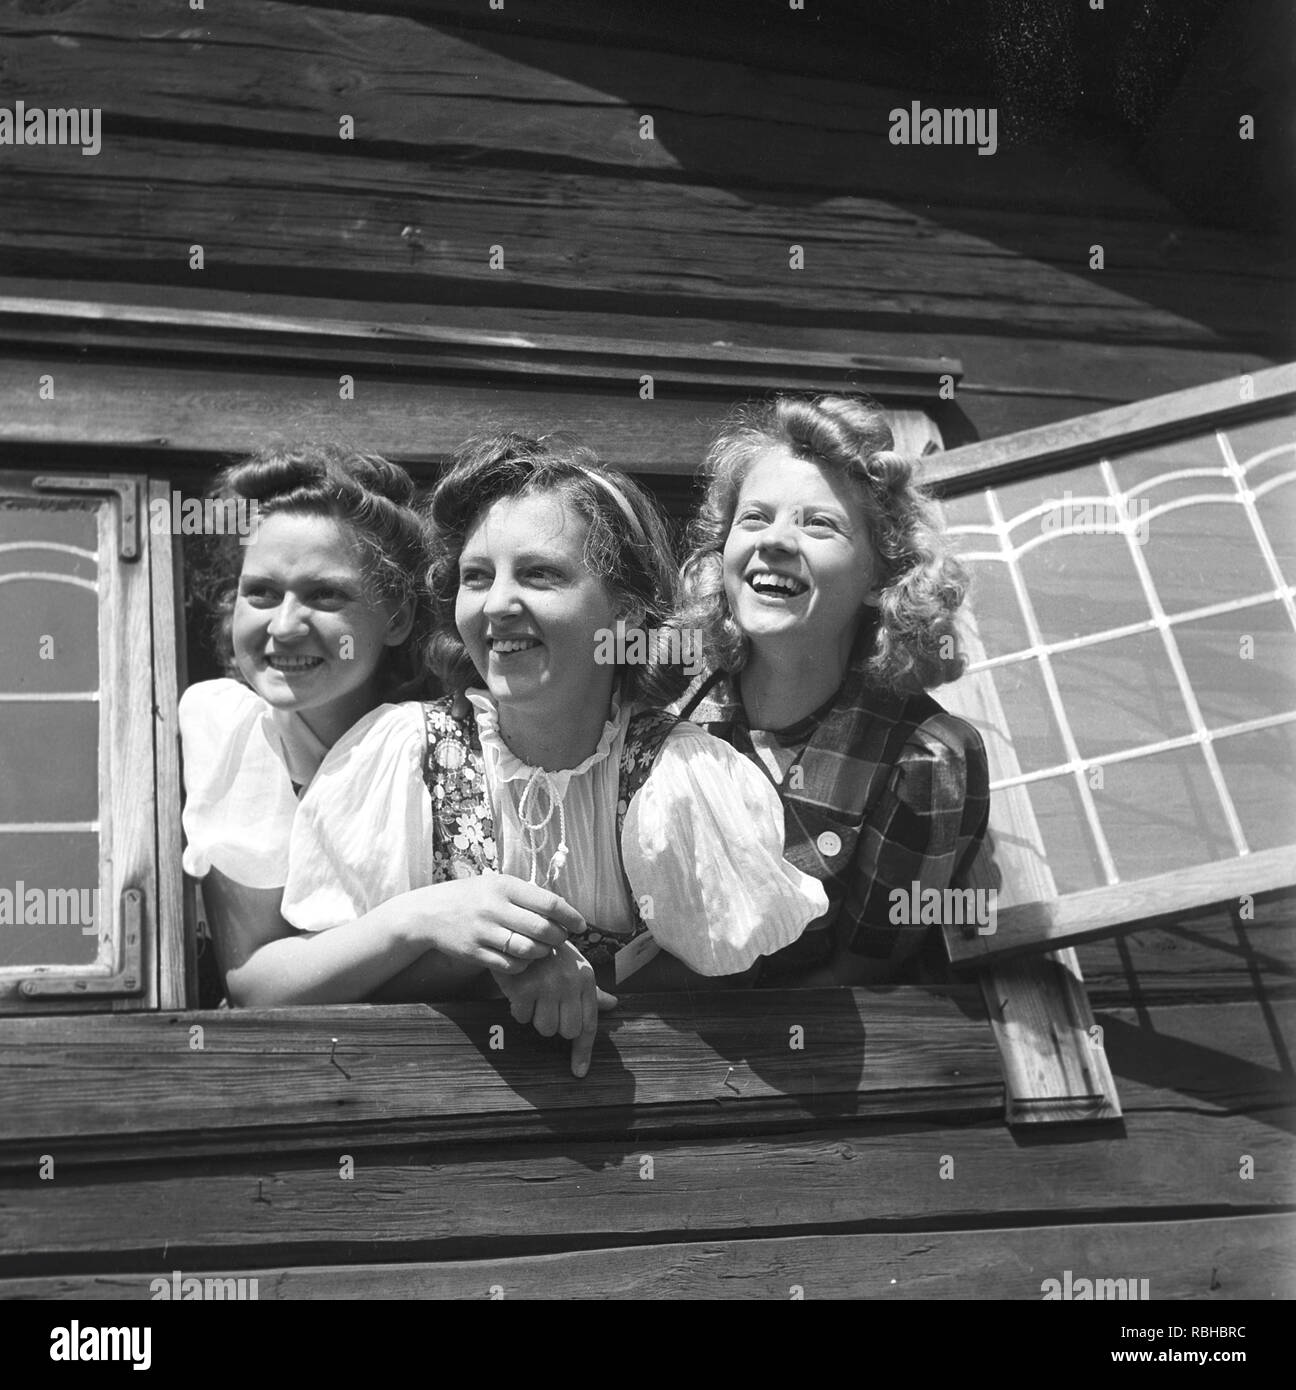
[
  {"left": 182, "top": 397, "right": 989, "bottom": 1068},
  {"left": 278, "top": 433, "right": 827, "bottom": 1073}
]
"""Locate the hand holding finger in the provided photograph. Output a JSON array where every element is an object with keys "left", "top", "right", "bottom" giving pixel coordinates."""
[
  {"left": 498, "top": 924, "right": 554, "bottom": 960},
  {"left": 504, "top": 879, "right": 585, "bottom": 937}
]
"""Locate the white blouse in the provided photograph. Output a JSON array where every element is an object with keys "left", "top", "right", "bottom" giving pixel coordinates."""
[
  {"left": 178, "top": 678, "right": 332, "bottom": 890},
  {"left": 281, "top": 691, "right": 828, "bottom": 978}
]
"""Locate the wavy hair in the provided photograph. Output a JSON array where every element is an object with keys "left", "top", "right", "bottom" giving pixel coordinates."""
[
  {"left": 677, "top": 394, "right": 968, "bottom": 694},
  {"left": 188, "top": 440, "right": 436, "bottom": 701},
  {"left": 425, "top": 432, "right": 686, "bottom": 705}
]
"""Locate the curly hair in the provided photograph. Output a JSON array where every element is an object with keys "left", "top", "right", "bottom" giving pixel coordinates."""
[
  {"left": 676, "top": 394, "right": 968, "bottom": 694},
  {"left": 425, "top": 431, "right": 687, "bottom": 706},
  {"left": 188, "top": 440, "right": 436, "bottom": 701}
]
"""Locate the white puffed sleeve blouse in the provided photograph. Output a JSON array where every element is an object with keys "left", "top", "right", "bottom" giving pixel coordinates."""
[
  {"left": 178, "top": 678, "right": 330, "bottom": 891},
  {"left": 281, "top": 691, "right": 827, "bottom": 978}
]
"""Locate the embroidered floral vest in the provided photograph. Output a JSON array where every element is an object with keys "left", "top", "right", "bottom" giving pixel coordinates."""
[{"left": 420, "top": 698, "right": 678, "bottom": 971}]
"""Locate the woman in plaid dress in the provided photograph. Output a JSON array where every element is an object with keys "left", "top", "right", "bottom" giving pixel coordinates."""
[{"left": 675, "top": 394, "right": 991, "bottom": 986}]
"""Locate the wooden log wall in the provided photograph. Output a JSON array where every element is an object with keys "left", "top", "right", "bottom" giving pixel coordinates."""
[
  {"left": 0, "top": 0, "right": 1291, "bottom": 462},
  {"left": 1, "top": 895, "right": 1293, "bottom": 1298}
]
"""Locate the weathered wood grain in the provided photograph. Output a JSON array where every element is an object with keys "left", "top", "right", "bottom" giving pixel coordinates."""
[
  {"left": 0, "top": 137, "right": 1281, "bottom": 348},
  {"left": 0, "top": 295, "right": 958, "bottom": 399},
  {"left": 926, "top": 365, "right": 1296, "bottom": 493},
  {"left": 4, "top": 1213, "right": 1290, "bottom": 1299},
  {"left": 0, "top": 353, "right": 776, "bottom": 473},
  {"left": 951, "top": 848, "right": 1296, "bottom": 968},
  {"left": 1094, "top": 1001, "right": 1296, "bottom": 1116},
  {"left": 0, "top": 0, "right": 1226, "bottom": 222},
  {"left": 980, "top": 949, "right": 1121, "bottom": 1125},
  {"left": 3, "top": 274, "right": 1280, "bottom": 452},
  {"left": 1077, "top": 893, "right": 1296, "bottom": 1008},
  {"left": 0, "top": 990, "right": 1003, "bottom": 1162},
  {"left": 148, "top": 480, "right": 186, "bottom": 1011},
  {"left": 3, "top": 1106, "right": 1290, "bottom": 1268}
]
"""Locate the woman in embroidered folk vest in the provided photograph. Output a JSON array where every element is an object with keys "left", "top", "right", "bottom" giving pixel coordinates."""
[
  {"left": 178, "top": 442, "right": 436, "bottom": 1006},
  {"left": 280, "top": 433, "right": 827, "bottom": 1075},
  {"left": 675, "top": 394, "right": 991, "bottom": 986}
]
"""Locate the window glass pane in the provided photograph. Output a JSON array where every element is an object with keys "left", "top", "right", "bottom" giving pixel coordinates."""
[
  {"left": 1254, "top": 476, "right": 1296, "bottom": 586},
  {"left": 961, "top": 557, "right": 1030, "bottom": 656},
  {"left": 1026, "top": 774, "right": 1105, "bottom": 894},
  {"left": 0, "top": 701, "right": 99, "bottom": 822},
  {"left": 1108, "top": 433, "right": 1230, "bottom": 494},
  {"left": 1051, "top": 630, "right": 1191, "bottom": 760},
  {"left": 0, "top": 832, "right": 100, "bottom": 968},
  {"left": 1141, "top": 499, "right": 1272, "bottom": 615},
  {"left": 1226, "top": 413, "right": 1296, "bottom": 490},
  {"left": 1020, "top": 531, "right": 1147, "bottom": 643},
  {"left": 993, "top": 462, "right": 1108, "bottom": 528},
  {"left": 1214, "top": 725, "right": 1296, "bottom": 854},
  {"left": 1174, "top": 601, "right": 1296, "bottom": 729},
  {"left": 992, "top": 657, "right": 1069, "bottom": 774},
  {"left": 0, "top": 501, "right": 99, "bottom": 692},
  {"left": 1092, "top": 746, "right": 1235, "bottom": 879},
  {"left": 937, "top": 490, "right": 991, "bottom": 529}
]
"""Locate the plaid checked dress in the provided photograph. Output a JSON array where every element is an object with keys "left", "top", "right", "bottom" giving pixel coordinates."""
[{"left": 678, "top": 657, "right": 990, "bottom": 983}]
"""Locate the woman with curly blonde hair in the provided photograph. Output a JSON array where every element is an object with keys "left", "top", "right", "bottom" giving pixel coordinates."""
[{"left": 675, "top": 394, "right": 990, "bottom": 986}]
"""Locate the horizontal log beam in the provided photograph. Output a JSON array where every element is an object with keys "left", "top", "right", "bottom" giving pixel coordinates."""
[
  {"left": 3, "top": 1106, "right": 1290, "bottom": 1270},
  {"left": 4, "top": 1213, "right": 1291, "bottom": 1299},
  {"left": 0, "top": 989, "right": 1003, "bottom": 1164}
]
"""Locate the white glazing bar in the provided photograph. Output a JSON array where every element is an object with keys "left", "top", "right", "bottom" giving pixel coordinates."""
[
  {"left": 985, "top": 488, "right": 1120, "bottom": 883},
  {"left": 988, "top": 707, "right": 1296, "bottom": 791},
  {"left": 0, "top": 822, "right": 98, "bottom": 833},
  {"left": 0, "top": 692, "right": 100, "bottom": 702},
  {"left": 965, "top": 587, "right": 1290, "bottom": 674},
  {"left": 1217, "top": 430, "right": 1296, "bottom": 634},
  {"left": 1101, "top": 460, "right": 1249, "bottom": 856}
]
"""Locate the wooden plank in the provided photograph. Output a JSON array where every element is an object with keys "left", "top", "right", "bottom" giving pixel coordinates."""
[
  {"left": 0, "top": 355, "right": 772, "bottom": 473},
  {"left": 0, "top": 296, "right": 959, "bottom": 399},
  {"left": 0, "top": 0, "right": 1250, "bottom": 231},
  {"left": 927, "top": 364, "right": 1296, "bottom": 493},
  {"left": 3, "top": 1106, "right": 1290, "bottom": 1268},
  {"left": 980, "top": 949, "right": 1121, "bottom": 1125},
  {"left": 3, "top": 274, "right": 1281, "bottom": 450},
  {"left": 1077, "top": 892, "right": 1296, "bottom": 1008},
  {"left": 0, "top": 0, "right": 947, "bottom": 90},
  {"left": 4, "top": 1213, "right": 1290, "bottom": 1300},
  {"left": 1095, "top": 1000, "right": 1296, "bottom": 1117},
  {"left": 0, "top": 136, "right": 1280, "bottom": 348},
  {"left": 950, "top": 850, "right": 1296, "bottom": 968},
  {"left": 0, "top": 990, "right": 1004, "bottom": 1162},
  {"left": 148, "top": 481, "right": 186, "bottom": 1011}
]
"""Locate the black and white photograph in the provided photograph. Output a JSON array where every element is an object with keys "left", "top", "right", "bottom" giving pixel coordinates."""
[{"left": 0, "top": 0, "right": 1292, "bottom": 1333}]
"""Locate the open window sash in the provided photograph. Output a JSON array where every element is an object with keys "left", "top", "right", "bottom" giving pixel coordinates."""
[
  {"left": 929, "top": 365, "right": 1296, "bottom": 968},
  {"left": 0, "top": 471, "right": 183, "bottom": 1011}
]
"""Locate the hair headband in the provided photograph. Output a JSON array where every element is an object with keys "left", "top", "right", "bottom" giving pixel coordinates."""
[{"left": 579, "top": 466, "right": 647, "bottom": 545}]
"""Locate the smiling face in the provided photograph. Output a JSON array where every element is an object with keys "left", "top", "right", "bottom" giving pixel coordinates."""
[
  {"left": 232, "top": 511, "right": 412, "bottom": 746},
  {"left": 722, "top": 446, "right": 880, "bottom": 665},
  {"left": 455, "top": 490, "right": 620, "bottom": 730}
]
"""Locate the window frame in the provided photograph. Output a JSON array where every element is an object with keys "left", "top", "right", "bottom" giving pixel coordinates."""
[
  {"left": 926, "top": 364, "right": 1296, "bottom": 967},
  {"left": 0, "top": 469, "right": 183, "bottom": 1012}
]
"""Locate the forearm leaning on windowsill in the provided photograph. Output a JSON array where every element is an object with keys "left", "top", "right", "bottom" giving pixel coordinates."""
[{"left": 204, "top": 870, "right": 448, "bottom": 1008}]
